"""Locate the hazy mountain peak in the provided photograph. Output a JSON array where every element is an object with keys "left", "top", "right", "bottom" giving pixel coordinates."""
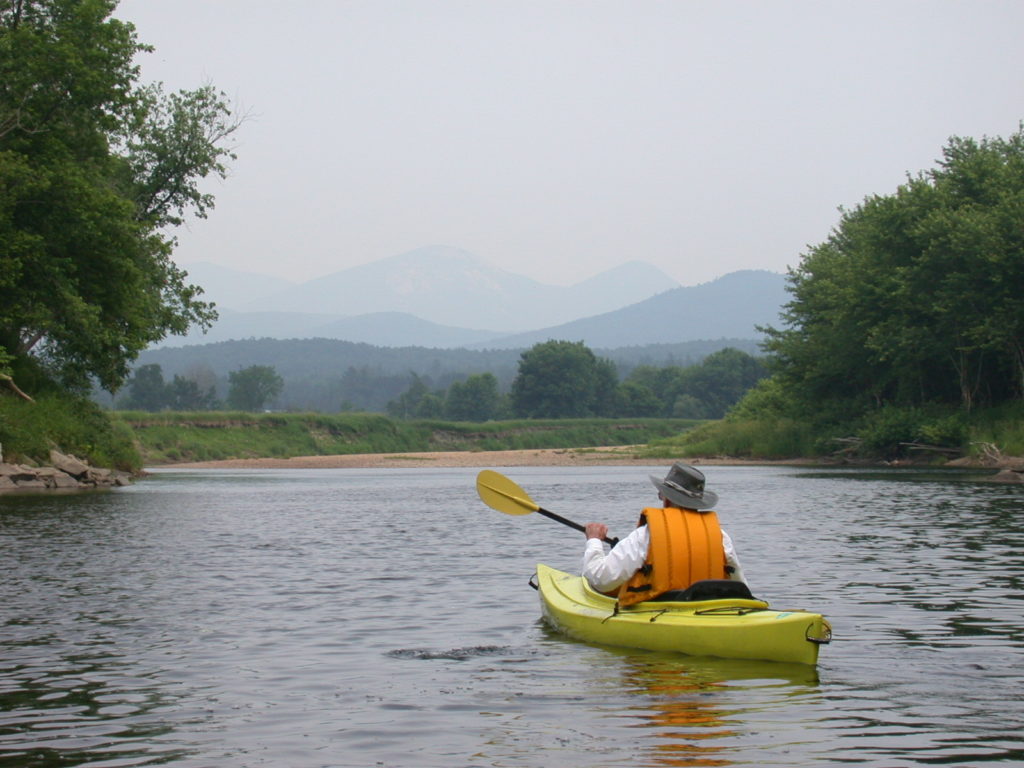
[
  {"left": 178, "top": 260, "right": 295, "bottom": 311},
  {"left": 242, "top": 246, "right": 669, "bottom": 331}
]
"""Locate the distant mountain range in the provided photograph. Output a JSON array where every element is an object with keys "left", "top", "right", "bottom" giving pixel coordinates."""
[
  {"left": 473, "top": 270, "right": 788, "bottom": 349},
  {"left": 167, "top": 246, "right": 788, "bottom": 350}
]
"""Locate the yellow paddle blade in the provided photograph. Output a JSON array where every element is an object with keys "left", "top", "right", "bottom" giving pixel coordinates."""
[{"left": 476, "top": 470, "right": 540, "bottom": 516}]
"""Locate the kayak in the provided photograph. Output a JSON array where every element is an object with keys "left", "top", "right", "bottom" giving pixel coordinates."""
[{"left": 533, "top": 563, "right": 832, "bottom": 665}]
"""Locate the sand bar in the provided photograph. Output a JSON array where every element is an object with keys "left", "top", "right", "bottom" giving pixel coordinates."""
[{"left": 157, "top": 447, "right": 821, "bottom": 470}]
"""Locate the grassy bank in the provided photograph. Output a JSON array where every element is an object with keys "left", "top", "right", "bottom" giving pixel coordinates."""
[
  {"left": 638, "top": 402, "right": 1024, "bottom": 463},
  {"left": 0, "top": 393, "right": 141, "bottom": 471},
  {"left": 116, "top": 411, "right": 703, "bottom": 465}
]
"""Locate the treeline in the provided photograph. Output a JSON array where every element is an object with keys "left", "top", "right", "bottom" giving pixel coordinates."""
[
  {"left": 117, "top": 342, "right": 767, "bottom": 421},
  {"left": 119, "top": 364, "right": 284, "bottom": 412},
  {"left": 119, "top": 336, "right": 761, "bottom": 413},
  {"left": 385, "top": 343, "right": 765, "bottom": 421},
  {"left": 673, "top": 127, "right": 1024, "bottom": 460}
]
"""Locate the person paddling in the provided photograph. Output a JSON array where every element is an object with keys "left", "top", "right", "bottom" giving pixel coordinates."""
[{"left": 582, "top": 463, "right": 746, "bottom": 604}]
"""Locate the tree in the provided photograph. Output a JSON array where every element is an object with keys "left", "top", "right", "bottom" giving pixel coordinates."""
[
  {"left": 445, "top": 372, "right": 502, "bottom": 421},
  {"left": 0, "top": 0, "right": 239, "bottom": 394},
  {"left": 762, "top": 126, "right": 1024, "bottom": 415},
  {"left": 167, "top": 374, "right": 217, "bottom": 411},
  {"left": 672, "top": 348, "right": 768, "bottom": 419},
  {"left": 617, "top": 380, "right": 662, "bottom": 417},
  {"left": 122, "top": 363, "right": 168, "bottom": 411},
  {"left": 386, "top": 373, "right": 433, "bottom": 419},
  {"left": 227, "top": 366, "right": 283, "bottom": 411},
  {"left": 510, "top": 340, "right": 618, "bottom": 418}
]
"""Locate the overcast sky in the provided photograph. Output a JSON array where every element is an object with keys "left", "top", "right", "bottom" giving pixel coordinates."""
[{"left": 115, "top": 0, "right": 1024, "bottom": 288}]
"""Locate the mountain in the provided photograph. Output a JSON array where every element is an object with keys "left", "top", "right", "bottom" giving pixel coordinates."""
[
  {"left": 239, "top": 245, "right": 677, "bottom": 332},
  {"left": 156, "top": 309, "right": 505, "bottom": 349},
  {"left": 471, "top": 270, "right": 788, "bottom": 349},
  {"left": 177, "top": 261, "right": 296, "bottom": 310},
  {"left": 165, "top": 249, "right": 783, "bottom": 351}
]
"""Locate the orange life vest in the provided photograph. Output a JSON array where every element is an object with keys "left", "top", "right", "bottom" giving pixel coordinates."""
[{"left": 616, "top": 506, "right": 727, "bottom": 607}]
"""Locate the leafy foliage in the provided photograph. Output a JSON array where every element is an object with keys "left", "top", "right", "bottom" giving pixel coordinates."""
[
  {"left": 380, "top": 343, "right": 766, "bottom": 421},
  {"left": 121, "top": 362, "right": 218, "bottom": 410},
  {"left": 676, "top": 128, "right": 1024, "bottom": 460},
  {"left": 762, "top": 126, "right": 1024, "bottom": 416},
  {"left": 510, "top": 340, "right": 619, "bottom": 418},
  {"left": 0, "top": 0, "right": 238, "bottom": 393},
  {"left": 623, "top": 348, "right": 767, "bottom": 419},
  {"left": 444, "top": 372, "right": 504, "bottom": 421},
  {"left": 0, "top": 390, "right": 140, "bottom": 469},
  {"left": 226, "top": 365, "right": 284, "bottom": 412}
]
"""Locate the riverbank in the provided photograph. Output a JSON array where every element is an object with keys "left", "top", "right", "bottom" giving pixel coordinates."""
[
  {"left": 158, "top": 446, "right": 1024, "bottom": 480},
  {"left": 0, "top": 450, "right": 134, "bottom": 493},
  {"left": 162, "top": 446, "right": 675, "bottom": 469}
]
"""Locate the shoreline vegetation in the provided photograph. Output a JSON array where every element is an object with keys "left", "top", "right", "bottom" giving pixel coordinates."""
[{"left": 2, "top": 401, "right": 1022, "bottom": 492}]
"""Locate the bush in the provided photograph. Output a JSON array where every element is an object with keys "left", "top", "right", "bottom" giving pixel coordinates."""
[
  {"left": 643, "top": 417, "right": 816, "bottom": 460},
  {"left": 854, "top": 406, "right": 969, "bottom": 459},
  {"left": 0, "top": 393, "right": 142, "bottom": 471},
  {"left": 855, "top": 407, "right": 925, "bottom": 458}
]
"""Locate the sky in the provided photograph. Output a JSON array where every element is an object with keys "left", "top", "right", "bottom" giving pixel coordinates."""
[{"left": 115, "top": 0, "right": 1024, "bottom": 288}]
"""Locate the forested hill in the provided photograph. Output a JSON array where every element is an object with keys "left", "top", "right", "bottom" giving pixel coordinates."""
[{"left": 131, "top": 337, "right": 761, "bottom": 412}]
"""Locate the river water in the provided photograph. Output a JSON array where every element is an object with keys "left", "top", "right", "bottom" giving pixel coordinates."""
[{"left": 1, "top": 465, "right": 1022, "bottom": 767}]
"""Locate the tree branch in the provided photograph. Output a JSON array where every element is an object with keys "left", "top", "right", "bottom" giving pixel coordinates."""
[{"left": 1, "top": 374, "right": 35, "bottom": 403}]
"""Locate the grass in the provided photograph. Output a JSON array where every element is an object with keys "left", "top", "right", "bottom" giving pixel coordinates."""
[
  {"left": 115, "top": 412, "right": 704, "bottom": 465},
  {"left": 0, "top": 393, "right": 141, "bottom": 471}
]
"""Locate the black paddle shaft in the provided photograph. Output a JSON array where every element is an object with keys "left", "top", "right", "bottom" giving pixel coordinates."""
[{"left": 537, "top": 507, "right": 619, "bottom": 547}]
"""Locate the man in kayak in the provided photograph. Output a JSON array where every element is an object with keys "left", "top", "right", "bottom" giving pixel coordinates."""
[{"left": 582, "top": 463, "right": 746, "bottom": 603}]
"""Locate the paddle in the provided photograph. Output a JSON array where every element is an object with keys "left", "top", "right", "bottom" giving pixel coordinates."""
[{"left": 475, "top": 470, "right": 619, "bottom": 546}]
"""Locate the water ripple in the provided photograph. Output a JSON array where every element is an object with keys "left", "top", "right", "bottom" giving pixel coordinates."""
[{"left": 2, "top": 466, "right": 1022, "bottom": 766}]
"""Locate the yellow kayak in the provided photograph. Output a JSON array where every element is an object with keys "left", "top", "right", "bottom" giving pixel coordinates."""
[{"left": 533, "top": 563, "right": 832, "bottom": 665}]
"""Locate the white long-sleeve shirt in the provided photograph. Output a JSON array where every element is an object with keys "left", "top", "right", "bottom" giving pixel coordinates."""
[{"left": 581, "top": 525, "right": 746, "bottom": 593}]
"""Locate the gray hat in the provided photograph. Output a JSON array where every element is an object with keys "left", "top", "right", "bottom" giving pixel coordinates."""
[{"left": 650, "top": 463, "right": 718, "bottom": 511}]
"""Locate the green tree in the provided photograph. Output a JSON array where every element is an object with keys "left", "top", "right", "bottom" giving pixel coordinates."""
[
  {"left": 167, "top": 374, "right": 217, "bottom": 411},
  {"left": 763, "top": 127, "right": 1024, "bottom": 416},
  {"left": 445, "top": 372, "right": 502, "bottom": 421},
  {"left": 624, "top": 364, "right": 688, "bottom": 417},
  {"left": 673, "top": 348, "right": 768, "bottom": 419},
  {"left": 227, "top": 365, "right": 283, "bottom": 412},
  {"left": 617, "top": 380, "right": 662, "bottom": 417},
  {"left": 122, "top": 363, "right": 167, "bottom": 411},
  {"left": 386, "top": 373, "right": 444, "bottom": 419},
  {"left": 510, "top": 340, "right": 618, "bottom": 418},
  {"left": 0, "top": 0, "right": 239, "bottom": 394}
]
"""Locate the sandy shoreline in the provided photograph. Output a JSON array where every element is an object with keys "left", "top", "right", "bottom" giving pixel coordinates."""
[
  {"left": 153, "top": 447, "right": 1023, "bottom": 475},
  {"left": 157, "top": 447, "right": 821, "bottom": 470}
]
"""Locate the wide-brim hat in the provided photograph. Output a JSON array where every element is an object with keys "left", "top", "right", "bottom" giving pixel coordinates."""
[{"left": 650, "top": 462, "right": 718, "bottom": 511}]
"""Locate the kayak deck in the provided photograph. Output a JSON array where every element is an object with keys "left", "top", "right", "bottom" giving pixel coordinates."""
[{"left": 534, "top": 563, "right": 831, "bottom": 665}]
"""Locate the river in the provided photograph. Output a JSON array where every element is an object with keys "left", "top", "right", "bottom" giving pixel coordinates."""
[{"left": 1, "top": 465, "right": 1022, "bottom": 767}]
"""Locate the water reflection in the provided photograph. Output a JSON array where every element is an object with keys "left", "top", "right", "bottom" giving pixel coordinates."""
[
  {"left": 0, "top": 648, "right": 193, "bottom": 766},
  {"left": 613, "top": 653, "right": 819, "bottom": 767}
]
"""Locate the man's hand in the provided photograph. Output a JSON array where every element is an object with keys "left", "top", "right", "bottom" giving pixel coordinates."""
[{"left": 585, "top": 522, "right": 608, "bottom": 540}]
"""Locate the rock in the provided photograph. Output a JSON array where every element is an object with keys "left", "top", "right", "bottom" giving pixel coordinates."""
[
  {"left": 0, "top": 462, "right": 40, "bottom": 481},
  {"left": 86, "top": 467, "right": 113, "bottom": 484},
  {"left": 49, "top": 450, "right": 90, "bottom": 478},
  {"left": 0, "top": 452, "right": 133, "bottom": 493},
  {"left": 991, "top": 469, "right": 1024, "bottom": 484}
]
